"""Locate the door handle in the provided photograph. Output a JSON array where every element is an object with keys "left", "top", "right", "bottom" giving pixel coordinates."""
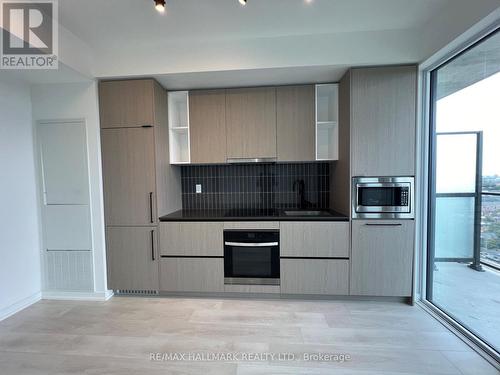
[
  {"left": 364, "top": 223, "right": 402, "bottom": 226},
  {"left": 225, "top": 242, "right": 279, "bottom": 247},
  {"left": 150, "top": 229, "right": 155, "bottom": 261},
  {"left": 149, "top": 192, "right": 154, "bottom": 223}
]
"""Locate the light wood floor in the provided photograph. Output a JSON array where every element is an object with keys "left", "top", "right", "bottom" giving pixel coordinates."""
[{"left": 0, "top": 296, "right": 497, "bottom": 375}]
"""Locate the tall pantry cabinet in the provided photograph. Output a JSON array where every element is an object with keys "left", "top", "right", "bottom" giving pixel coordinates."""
[
  {"left": 99, "top": 79, "right": 181, "bottom": 291},
  {"left": 344, "top": 66, "right": 417, "bottom": 297}
]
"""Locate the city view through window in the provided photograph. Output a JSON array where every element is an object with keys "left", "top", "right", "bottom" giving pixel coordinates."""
[{"left": 436, "top": 71, "right": 500, "bottom": 268}]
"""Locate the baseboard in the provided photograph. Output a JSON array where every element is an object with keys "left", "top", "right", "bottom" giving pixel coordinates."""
[
  {"left": 0, "top": 291, "right": 42, "bottom": 321},
  {"left": 42, "top": 290, "right": 114, "bottom": 301}
]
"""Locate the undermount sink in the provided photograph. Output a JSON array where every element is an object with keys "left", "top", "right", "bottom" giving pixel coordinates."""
[{"left": 283, "top": 210, "right": 330, "bottom": 217}]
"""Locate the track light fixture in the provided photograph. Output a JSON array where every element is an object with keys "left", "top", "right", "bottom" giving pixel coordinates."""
[
  {"left": 154, "top": 0, "right": 166, "bottom": 12},
  {"left": 238, "top": 0, "right": 247, "bottom": 5}
]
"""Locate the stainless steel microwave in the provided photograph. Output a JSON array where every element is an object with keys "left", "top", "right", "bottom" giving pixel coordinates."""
[{"left": 352, "top": 177, "right": 414, "bottom": 219}]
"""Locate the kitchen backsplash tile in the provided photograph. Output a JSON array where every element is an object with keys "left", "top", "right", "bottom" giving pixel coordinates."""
[{"left": 181, "top": 163, "right": 330, "bottom": 210}]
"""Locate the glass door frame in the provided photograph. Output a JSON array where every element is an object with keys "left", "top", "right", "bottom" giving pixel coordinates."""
[{"left": 417, "top": 24, "right": 500, "bottom": 366}]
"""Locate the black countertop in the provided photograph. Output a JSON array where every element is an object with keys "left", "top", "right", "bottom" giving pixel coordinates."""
[{"left": 159, "top": 208, "right": 349, "bottom": 222}]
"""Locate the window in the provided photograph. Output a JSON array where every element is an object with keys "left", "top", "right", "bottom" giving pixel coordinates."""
[{"left": 427, "top": 29, "right": 500, "bottom": 355}]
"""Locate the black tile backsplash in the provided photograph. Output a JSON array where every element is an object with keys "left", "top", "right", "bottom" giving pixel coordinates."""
[{"left": 181, "top": 163, "right": 330, "bottom": 210}]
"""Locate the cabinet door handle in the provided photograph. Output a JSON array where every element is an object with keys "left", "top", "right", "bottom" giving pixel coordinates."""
[
  {"left": 364, "top": 223, "right": 402, "bottom": 226},
  {"left": 150, "top": 229, "right": 155, "bottom": 261},
  {"left": 149, "top": 192, "right": 154, "bottom": 223}
]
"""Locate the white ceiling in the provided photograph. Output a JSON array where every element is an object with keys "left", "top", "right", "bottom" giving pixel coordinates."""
[
  {"left": 59, "top": 0, "right": 445, "bottom": 44},
  {"left": 13, "top": 0, "right": 500, "bottom": 88}
]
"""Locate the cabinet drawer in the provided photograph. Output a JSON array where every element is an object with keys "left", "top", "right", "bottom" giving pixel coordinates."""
[
  {"left": 280, "top": 259, "right": 349, "bottom": 295},
  {"left": 159, "top": 258, "right": 223, "bottom": 293},
  {"left": 223, "top": 221, "right": 279, "bottom": 230},
  {"left": 280, "top": 222, "right": 349, "bottom": 257},
  {"left": 160, "top": 222, "right": 223, "bottom": 256}
]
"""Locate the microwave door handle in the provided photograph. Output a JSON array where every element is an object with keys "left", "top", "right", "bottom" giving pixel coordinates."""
[{"left": 225, "top": 242, "right": 279, "bottom": 247}]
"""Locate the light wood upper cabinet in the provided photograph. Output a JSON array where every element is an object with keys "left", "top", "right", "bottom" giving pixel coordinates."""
[
  {"left": 99, "top": 80, "right": 155, "bottom": 128},
  {"left": 350, "top": 66, "right": 416, "bottom": 176},
  {"left": 106, "top": 226, "right": 159, "bottom": 291},
  {"left": 350, "top": 220, "right": 414, "bottom": 297},
  {"left": 225, "top": 87, "right": 277, "bottom": 159},
  {"left": 189, "top": 89, "right": 227, "bottom": 164},
  {"left": 277, "top": 85, "right": 315, "bottom": 162},
  {"left": 101, "top": 127, "right": 157, "bottom": 226}
]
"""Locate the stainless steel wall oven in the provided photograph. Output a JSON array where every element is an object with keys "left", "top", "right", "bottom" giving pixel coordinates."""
[{"left": 224, "top": 230, "right": 280, "bottom": 285}]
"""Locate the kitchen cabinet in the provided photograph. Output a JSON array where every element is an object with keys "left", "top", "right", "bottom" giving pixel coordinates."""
[
  {"left": 168, "top": 91, "right": 190, "bottom": 164},
  {"left": 223, "top": 221, "right": 280, "bottom": 230},
  {"left": 159, "top": 222, "right": 223, "bottom": 256},
  {"left": 225, "top": 87, "right": 277, "bottom": 159},
  {"left": 101, "top": 127, "right": 157, "bottom": 226},
  {"left": 99, "top": 79, "right": 181, "bottom": 292},
  {"left": 106, "top": 227, "right": 159, "bottom": 291},
  {"left": 316, "top": 84, "right": 339, "bottom": 160},
  {"left": 99, "top": 80, "right": 154, "bottom": 129},
  {"left": 159, "top": 258, "right": 224, "bottom": 293},
  {"left": 350, "top": 66, "right": 416, "bottom": 176},
  {"left": 350, "top": 220, "right": 414, "bottom": 296},
  {"left": 280, "top": 222, "right": 349, "bottom": 258},
  {"left": 276, "top": 85, "right": 315, "bottom": 162},
  {"left": 189, "top": 89, "right": 227, "bottom": 164},
  {"left": 280, "top": 259, "right": 349, "bottom": 295}
]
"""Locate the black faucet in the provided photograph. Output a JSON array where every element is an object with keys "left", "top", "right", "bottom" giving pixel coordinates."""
[{"left": 293, "top": 179, "right": 307, "bottom": 209}]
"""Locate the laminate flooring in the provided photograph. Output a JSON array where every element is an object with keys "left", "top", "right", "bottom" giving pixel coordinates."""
[{"left": 0, "top": 296, "right": 497, "bottom": 374}]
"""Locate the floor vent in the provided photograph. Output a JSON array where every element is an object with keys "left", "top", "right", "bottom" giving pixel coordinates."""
[{"left": 115, "top": 290, "right": 159, "bottom": 296}]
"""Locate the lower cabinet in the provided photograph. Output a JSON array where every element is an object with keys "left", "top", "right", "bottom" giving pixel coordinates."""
[
  {"left": 280, "top": 259, "right": 349, "bottom": 295},
  {"left": 281, "top": 222, "right": 349, "bottom": 257},
  {"left": 350, "top": 220, "right": 414, "bottom": 297},
  {"left": 159, "top": 258, "right": 224, "bottom": 293},
  {"left": 106, "top": 226, "right": 159, "bottom": 291},
  {"left": 159, "top": 222, "right": 223, "bottom": 256}
]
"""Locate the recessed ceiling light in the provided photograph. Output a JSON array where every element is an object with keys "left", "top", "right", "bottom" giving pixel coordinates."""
[
  {"left": 238, "top": 0, "right": 247, "bottom": 5},
  {"left": 154, "top": 0, "right": 166, "bottom": 13}
]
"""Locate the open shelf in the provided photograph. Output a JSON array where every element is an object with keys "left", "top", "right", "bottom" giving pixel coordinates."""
[
  {"left": 168, "top": 91, "right": 190, "bottom": 164},
  {"left": 315, "top": 84, "right": 339, "bottom": 160}
]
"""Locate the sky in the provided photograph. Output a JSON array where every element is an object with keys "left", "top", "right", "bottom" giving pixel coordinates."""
[{"left": 436, "top": 71, "right": 500, "bottom": 178}]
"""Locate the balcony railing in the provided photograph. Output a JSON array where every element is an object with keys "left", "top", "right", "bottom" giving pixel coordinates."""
[{"left": 481, "top": 191, "right": 500, "bottom": 269}]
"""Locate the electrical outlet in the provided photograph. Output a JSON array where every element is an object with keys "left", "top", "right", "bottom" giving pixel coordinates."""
[{"left": 195, "top": 184, "right": 202, "bottom": 194}]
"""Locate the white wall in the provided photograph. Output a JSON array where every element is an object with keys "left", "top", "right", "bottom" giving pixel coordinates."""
[
  {"left": 0, "top": 78, "right": 42, "bottom": 319},
  {"left": 31, "top": 82, "right": 109, "bottom": 298}
]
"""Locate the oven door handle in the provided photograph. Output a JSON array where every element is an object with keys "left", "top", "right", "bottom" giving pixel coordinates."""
[{"left": 225, "top": 241, "right": 278, "bottom": 247}]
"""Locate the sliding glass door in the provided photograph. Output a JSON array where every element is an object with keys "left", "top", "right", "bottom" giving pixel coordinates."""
[{"left": 427, "top": 29, "right": 500, "bottom": 355}]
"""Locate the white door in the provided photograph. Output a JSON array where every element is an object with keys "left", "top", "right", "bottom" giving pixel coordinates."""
[{"left": 38, "top": 120, "right": 93, "bottom": 291}]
